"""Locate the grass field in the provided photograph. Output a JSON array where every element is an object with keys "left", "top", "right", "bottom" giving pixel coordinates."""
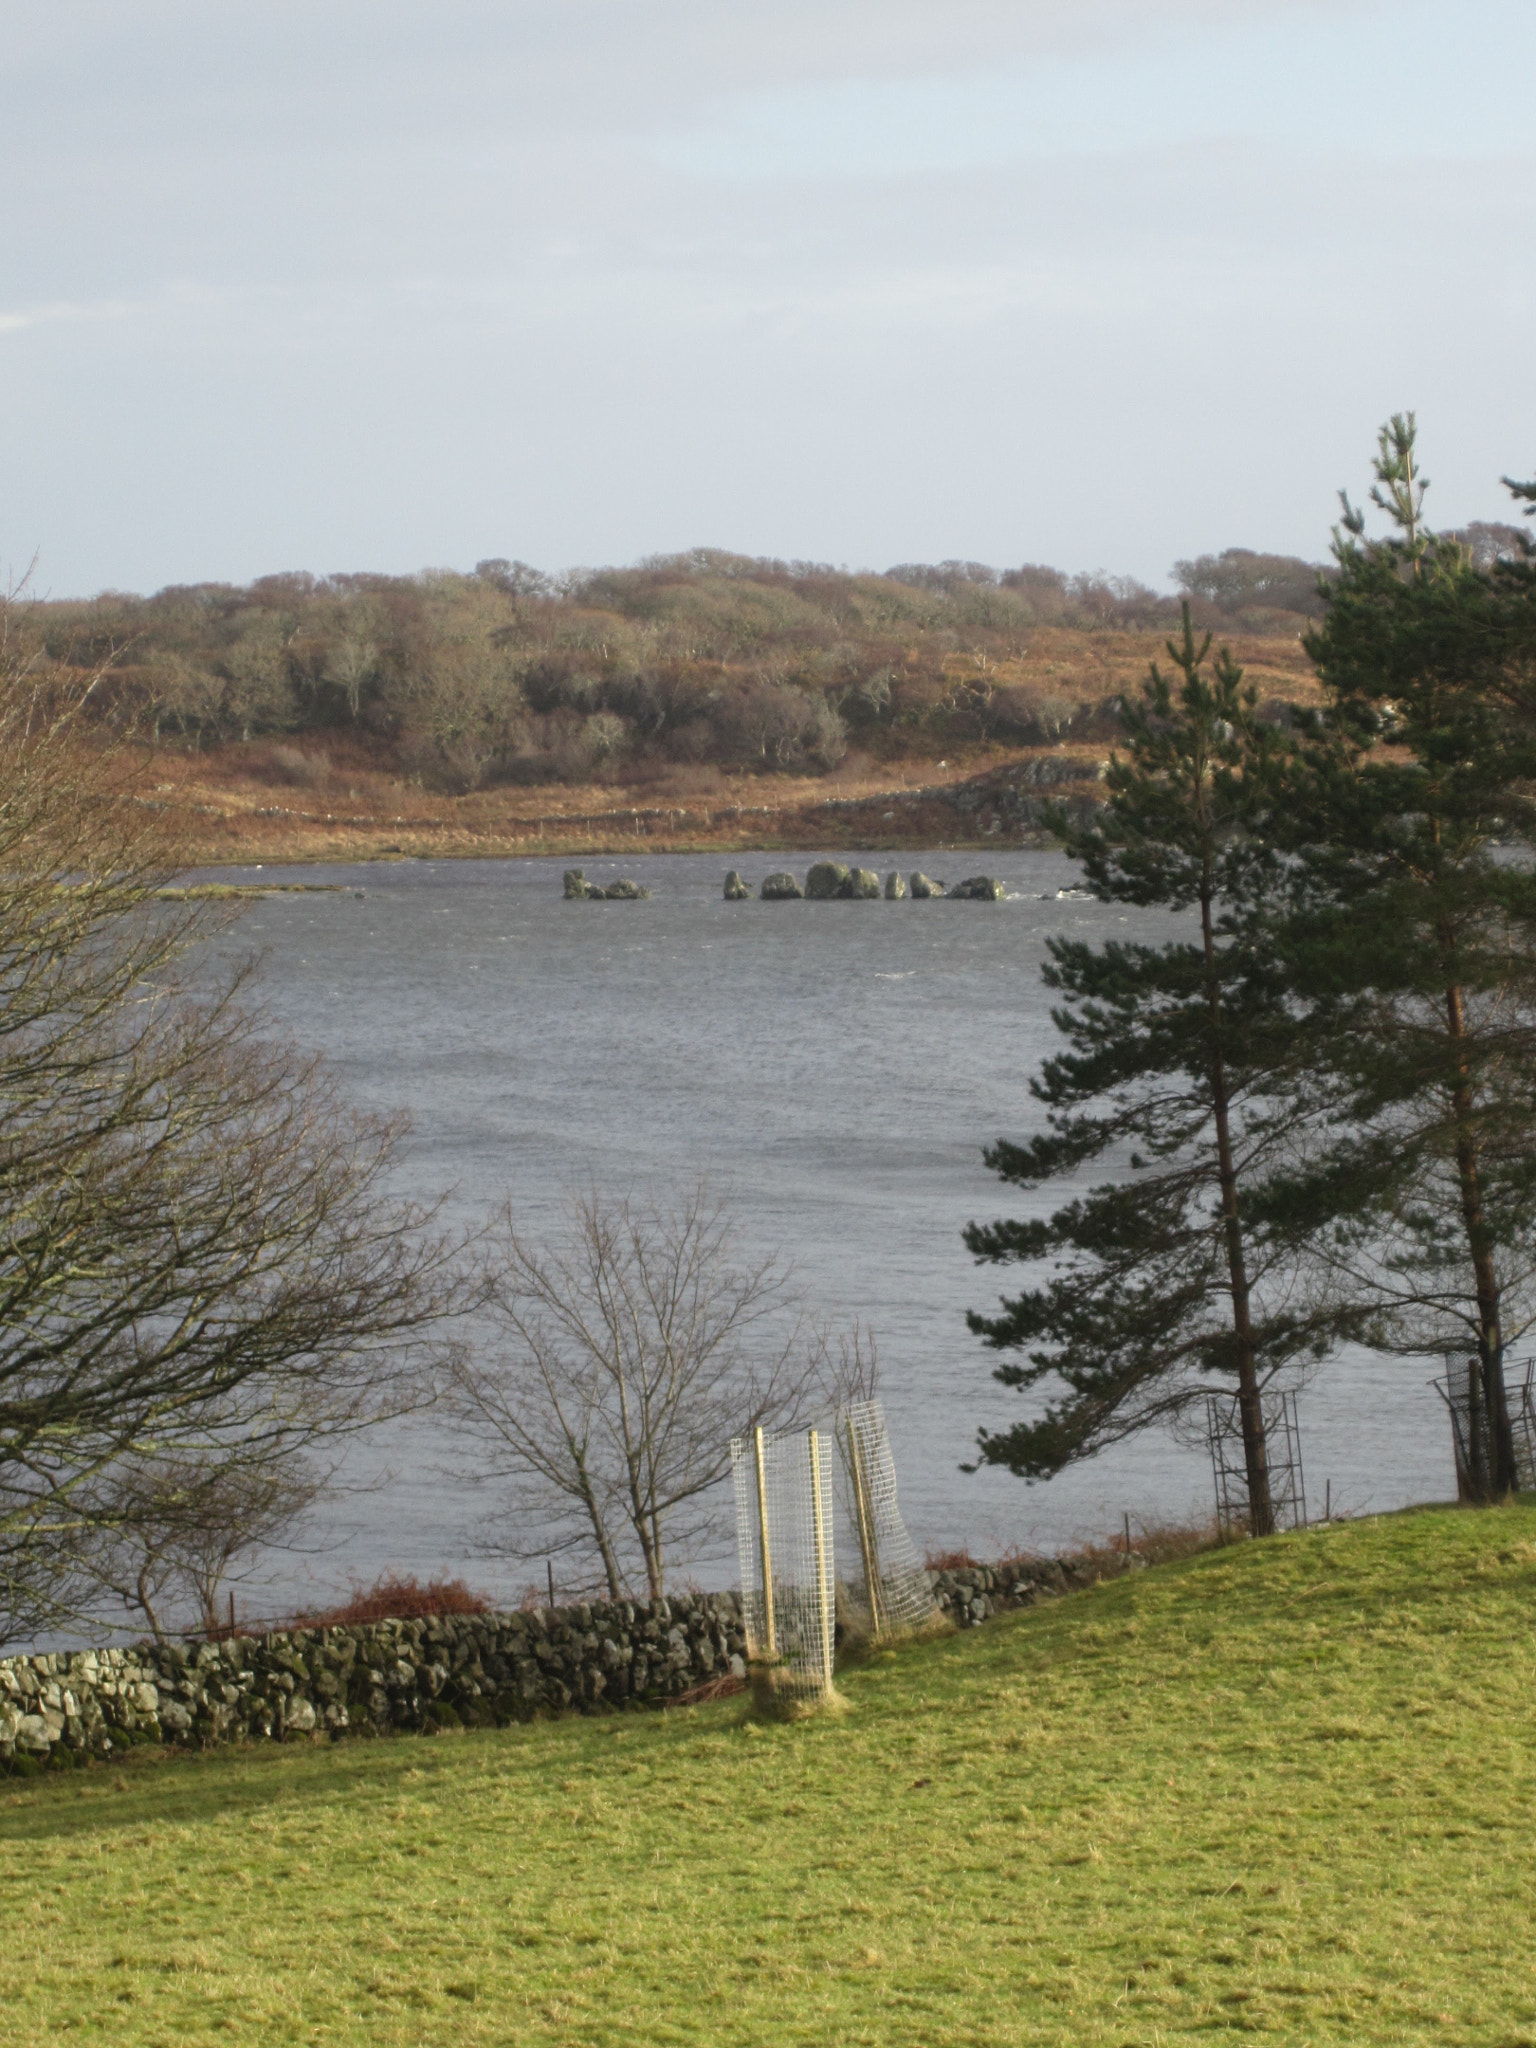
[{"left": 5, "top": 1502, "right": 1535, "bottom": 2045}]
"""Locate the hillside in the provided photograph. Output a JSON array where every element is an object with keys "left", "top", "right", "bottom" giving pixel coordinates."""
[
  {"left": 16, "top": 553, "right": 1328, "bottom": 860},
  {"left": 4, "top": 1502, "right": 1534, "bottom": 2044},
  {"left": 87, "top": 628, "right": 1317, "bottom": 863}
]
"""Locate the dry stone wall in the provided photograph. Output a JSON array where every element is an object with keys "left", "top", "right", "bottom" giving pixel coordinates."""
[
  {"left": 0, "top": 1591, "right": 746, "bottom": 1770},
  {"left": 1, "top": 1559, "right": 1151, "bottom": 1769},
  {"left": 929, "top": 1551, "right": 1145, "bottom": 1628}
]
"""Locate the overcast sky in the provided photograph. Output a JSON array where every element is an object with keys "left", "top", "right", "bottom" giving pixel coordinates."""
[{"left": 5, "top": 0, "right": 1533, "bottom": 597}]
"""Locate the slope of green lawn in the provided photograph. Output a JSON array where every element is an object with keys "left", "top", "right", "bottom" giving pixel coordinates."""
[{"left": 4, "top": 1501, "right": 1536, "bottom": 2045}]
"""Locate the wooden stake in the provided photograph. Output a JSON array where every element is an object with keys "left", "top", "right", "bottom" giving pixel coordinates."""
[
  {"left": 808, "top": 1428, "right": 833, "bottom": 1696},
  {"left": 846, "top": 1413, "right": 885, "bottom": 1639},
  {"left": 754, "top": 1425, "right": 776, "bottom": 1658},
  {"left": 547, "top": 1560, "right": 556, "bottom": 1611},
  {"left": 1123, "top": 1511, "right": 1131, "bottom": 1556}
]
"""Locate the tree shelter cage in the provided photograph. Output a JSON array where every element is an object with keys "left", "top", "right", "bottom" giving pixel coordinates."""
[
  {"left": 1205, "top": 1388, "right": 1307, "bottom": 1535},
  {"left": 731, "top": 1424, "right": 837, "bottom": 1706},
  {"left": 834, "top": 1398, "right": 942, "bottom": 1642},
  {"left": 731, "top": 1401, "right": 939, "bottom": 1707},
  {"left": 1434, "top": 1354, "right": 1536, "bottom": 1498}
]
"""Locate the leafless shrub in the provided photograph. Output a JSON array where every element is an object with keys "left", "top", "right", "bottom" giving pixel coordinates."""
[
  {"left": 447, "top": 1187, "right": 828, "bottom": 1600},
  {"left": 249, "top": 742, "right": 331, "bottom": 789},
  {"left": 290, "top": 1572, "right": 492, "bottom": 1629},
  {"left": 90, "top": 1452, "right": 329, "bottom": 1643}
]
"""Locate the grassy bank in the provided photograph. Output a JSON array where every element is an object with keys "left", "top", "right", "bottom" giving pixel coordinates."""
[{"left": 4, "top": 1502, "right": 1534, "bottom": 2044}]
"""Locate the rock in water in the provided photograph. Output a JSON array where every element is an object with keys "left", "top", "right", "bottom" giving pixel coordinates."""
[
  {"left": 760, "top": 872, "right": 804, "bottom": 900},
  {"left": 805, "top": 861, "right": 852, "bottom": 899},
  {"left": 947, "top": 875, "right": 1005, "bottom": 900},
  {"left": 723, "top": 870, "right": 750, "bottom": 901},
  {"left": 839, "top": 867, "right": 881, "bottom": 899},
  {"left": 908, "top": 873, "right": 944, "bottom": 898},
  {"left": 563, "top": 868, "right": 593, "bottom": 899},
  {"left": 597, "top": 879, "right": 652, "bottom": 900},
  {"left": 884, "top": 870, "right": 908, "bottom": 900}
]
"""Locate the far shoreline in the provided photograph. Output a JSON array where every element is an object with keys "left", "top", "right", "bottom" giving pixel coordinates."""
[{"left": 149, "top": 749, "right": 1102, "bottom": 869}]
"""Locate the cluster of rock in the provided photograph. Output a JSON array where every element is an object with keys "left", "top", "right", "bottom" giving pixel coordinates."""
[
  {"left": 0, "top": 1591, "right": 747, "bottom": 1769},
  {"left": 724, "top": 863, "right": 1005, "bottom": 902},
  {"left": 563, "top": 869, "right": 652, "bottom": 900}
]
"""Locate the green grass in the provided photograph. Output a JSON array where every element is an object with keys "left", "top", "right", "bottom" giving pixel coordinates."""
[{"left": 5, "top": 1502, "right": 1536, "bottom": 2045}]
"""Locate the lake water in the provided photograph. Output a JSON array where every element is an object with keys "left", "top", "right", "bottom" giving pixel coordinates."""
[{"left": 202, "top": 849, "right": 1453, "bottom": 1616}]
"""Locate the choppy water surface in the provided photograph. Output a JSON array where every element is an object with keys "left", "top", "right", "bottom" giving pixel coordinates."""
[{"left": 206, "top": 850, "right": 1451, "bottom": 1613}]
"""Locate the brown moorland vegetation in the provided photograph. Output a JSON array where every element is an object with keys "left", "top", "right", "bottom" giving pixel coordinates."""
[
  {"left": 289, "top": 1573, "right": 493, "bottom": 1628},
  {"left": 19, "top": 549, "right": 1335, "bottom": 860}
]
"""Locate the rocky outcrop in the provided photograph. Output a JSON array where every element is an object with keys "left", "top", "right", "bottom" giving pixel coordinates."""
[
  {"left": 908, "top": 873, "right": 945, "bottom": 898},
  {"left": 946, "top": 875, "right": 1005, "bottom": 900},
  {"left": 884, "top": 870, "right": 907, "bottom": 900},
  {"left": 805, "top": 862, "right": 884, "bottom": 900},
  {"left": 759, "top": 872, "right": 804, "bottom": 900},
  {"left": 722, "top": 870, "right": 751, "bottom": 900},
  {"left": 0, "top": 1592, "right": 748, "bottom": 1768},
  {"left": 804, "top": 861, "right": 851, "bottom": 900},
  {"left": 564, "top": 870, "right": 652, "bottom": 900}
]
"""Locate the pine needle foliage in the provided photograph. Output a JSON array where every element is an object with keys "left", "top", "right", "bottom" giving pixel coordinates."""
[
  {"left": 965, "top": 606, "right": 1354, "bottom": 1532},
  {"left": 1276, "top": 415, "right": 1536, "bottom": 1495}
]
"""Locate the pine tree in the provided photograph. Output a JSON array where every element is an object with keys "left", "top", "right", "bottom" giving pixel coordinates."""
[
  {"left": 965, "top": 607, "right": 1355, "bottom": 1533},
  {"left": 1280, "top": 416, "right": 1536, "bottom": 1496}
]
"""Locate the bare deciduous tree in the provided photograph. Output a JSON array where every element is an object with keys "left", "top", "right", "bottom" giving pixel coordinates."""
[
  {"left": 0, "top": 578, "right": 465, "bottom": 1645},
  {"left": 89, "top": 1450, "right": 329, "bottom": 1643},
  {"left": 448, "top": 1188, "right": 828, "bottom": 1600}
]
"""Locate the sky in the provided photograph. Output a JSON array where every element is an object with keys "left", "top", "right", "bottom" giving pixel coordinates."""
[{"left": 4, "top": 0, "right": 1533, "bottom": 598}]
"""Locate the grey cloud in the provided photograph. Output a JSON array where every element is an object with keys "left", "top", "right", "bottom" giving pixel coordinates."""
[{"left": 2, "top": 0, "right": 1530, "bottom": 596}]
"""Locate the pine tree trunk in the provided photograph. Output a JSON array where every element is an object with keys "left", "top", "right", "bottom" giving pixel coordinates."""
[
  {"left": 1442, "top": 973, "right": 1517, "bottom": 1496},
  {"left": 1200, "top": 876, "right": 1276, "bottom": 1535}
]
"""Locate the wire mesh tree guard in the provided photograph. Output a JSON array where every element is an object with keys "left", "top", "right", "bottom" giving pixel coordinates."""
[
  {"left": 1205, "top": 1388, "right": 1307, "bottom": 1535},
  {"left": 731, "top": 1401, "right": 940, "bottom": 1709},
  {"left": 835, "top": 1397, "right": 942, "bottom": 1643},
  {"left": 1433, "top": 1354, "right": 1536, "bottom": 1498},
  {"left": 731, "top": 1424, "right": 837, "bottom": 1708}
]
